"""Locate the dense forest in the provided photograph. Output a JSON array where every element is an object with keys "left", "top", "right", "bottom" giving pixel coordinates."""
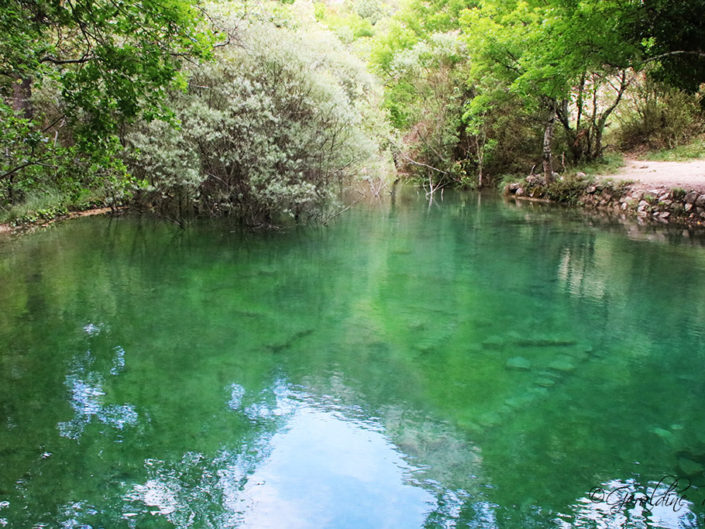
[{"left": 1, "top": 0, "right": 704, "bottom": 227}]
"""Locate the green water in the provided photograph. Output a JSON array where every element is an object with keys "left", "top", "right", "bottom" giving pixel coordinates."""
[{"left": 2, "top": 191, "right": 705, "bottom": 528}]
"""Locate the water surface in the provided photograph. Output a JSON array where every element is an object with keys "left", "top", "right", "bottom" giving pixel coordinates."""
[{"left": 1, "top": 191, "right": 705, "bottom": 528}]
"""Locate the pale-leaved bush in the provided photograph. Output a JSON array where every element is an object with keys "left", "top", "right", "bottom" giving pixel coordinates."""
[{"left": 129, "top": 14, "right": 389, "bottom": 226}]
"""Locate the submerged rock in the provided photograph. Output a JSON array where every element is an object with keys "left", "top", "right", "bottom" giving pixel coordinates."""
[
  {"left": 482, "top": 336, "right": 506, "bottom": 350},
  {"left": 677, "top": 455, "right": 705, "bottom": 477},
  {"left": 650, "top": 427, "right": 674, "bottom": 443},
  {"left": 506, "top": 356, "right": 532, "bottom": 371},
  {"left": 514, "top": 338, "right": 578, "bottom": 347},
  {"left": 547, "top": 356, "right": 576, "bottom": 372}
]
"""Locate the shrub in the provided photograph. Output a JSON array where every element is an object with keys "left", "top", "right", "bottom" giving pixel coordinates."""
[
  {"left": 128, "top": 18, "right": 389, "bottom": 226},
  {"left": 616, "top": 80, "right": 705, "bottom": 150}
]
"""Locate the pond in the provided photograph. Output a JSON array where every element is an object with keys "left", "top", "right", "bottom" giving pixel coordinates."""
[{"left": 1, "top": 190, "right": 705, "bottom": 528}]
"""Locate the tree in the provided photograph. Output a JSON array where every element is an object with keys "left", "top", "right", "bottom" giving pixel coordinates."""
[
  {"left": 0, "top": 0, "right": 214, "bottom": 205},
  {"left": 461, "top": 0, "right": 642, "bottom": 180},
  {"left": 370, "top": 0, "right": 476, "bottom": 188},
  {"left": 635, "top": 0, "right": 705, "bottom": 94}
]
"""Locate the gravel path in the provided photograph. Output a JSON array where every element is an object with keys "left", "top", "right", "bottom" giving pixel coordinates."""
[{"left": 601, "top": 159, "right": 705, "bottom": 193}]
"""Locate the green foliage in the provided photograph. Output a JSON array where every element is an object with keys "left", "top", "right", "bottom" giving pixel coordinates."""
[
  {"left": 313, "top": 0, "right": 387, "bottom": 45},
  {"left": 463, "top": 88, "right": 542, "bottom": 179},
  {"left": 461, "top": 0, "right": 645, "bottom": 168},
  {"left": 646, "top": 139, "right": 705, "bottom": 161},
  {"left": 671, "top": 188, "right": 687, "bottom": 200},
  {"left": 634, "top": 0, "right": 705, "bottom": 94},
  {"left": 0, "top": 0, "right": 214, "bottom": 210},
  {"left": 616, "top": 81, "right": 705, "bottom": 151},
  {"left": 570, "top": 153, "right": 626, "bottom": 178},
  {"left": 543, "top": 176, "right": 593, "bottom": 205},
  {"left": 0, "top": 183, "right": 106, "bottom": 225},
  {"left": 368, "top": 0, "right": 481, "bottom": 187},
  {"left": 129, "top": 16, "right": 390, "bottom": 226}
]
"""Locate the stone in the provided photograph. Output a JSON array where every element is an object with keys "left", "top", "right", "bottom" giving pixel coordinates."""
[
  {"left": 660, "top": 211, "right": 671, "bottom": 219},
  {"left": 482, "top": 336, "right": 505, "bottom": 350},
  {"left": 513, "top": 337, "right": 577, "bottom": 347},
  {"left": 685, "top": 191, "right": 699, "bottom": 204},
  {"left": 576, "top": 171, "right": 587, "bottom": 178},
  {"left": 659, "top": 192, "right": 671, "bottom": 201},
  {"left": 586, "top": 185, "right": 597, "bottom": 194},
  {"left": 685, "top": 203, "right": 694, "bottom": 213},
  {"left": 535, "top": 377, "right": 556, "bottom": 388},
  {"left": 547, "top": 356, "right": 576, "bottom": 372},
  {"left": 508, "top": 183, "right": 519, "bottom": 192},
  {"left": 516, "top": 187, "right": 524, "bottom": 196},
  {"left": 621, "top": 202, "right": 628, "bottom": 211},
  {"left": 506, "top": 356, "right": 532, "bottom": 371},
  {"left": 638, "top": 200, "right": 649, "bottom": 211},
  {"left": 696, "top": 195, "right": 705, "bottom": 207},
  {"left": 651, "top": 427, "right": 674, "bottom": 442}
]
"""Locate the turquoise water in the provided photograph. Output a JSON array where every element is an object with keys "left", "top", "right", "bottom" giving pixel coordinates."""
[{"left": 1, "top": 191, "right": 705, "bottom": 528}]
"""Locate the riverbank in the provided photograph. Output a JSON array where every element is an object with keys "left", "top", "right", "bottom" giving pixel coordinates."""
[
  {"left": 504, "top": 158, "right": 705, "bottom": 229},
  {"left": 0, "top": 207, "right": 117, "bottom": 237}
]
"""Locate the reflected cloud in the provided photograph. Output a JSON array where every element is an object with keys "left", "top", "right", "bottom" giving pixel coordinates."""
[
  {"left": 124, "top": 380, "right": 463, "bottom": 529},
  {"left": 58, "top": 345, "right": 137, "bottom": 440},
  {"left": 83, "top": 322, "right": 106, "bottom": 336},
  {"left": 227, "top": 383, "right": 246, "bottom": 411},
  {"left": 233, "top": 405, "right": 433, "bottom": 529},
  {"left": 110, "top": 346, "right": 126, "bottom": 375},
  {"left": 0, "top": 500, "right": 8, "bottom": 528}
]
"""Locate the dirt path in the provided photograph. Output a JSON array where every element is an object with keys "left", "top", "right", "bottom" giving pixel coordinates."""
[{"left": 601, "top": 158, "right": 705, "bottom": 194}]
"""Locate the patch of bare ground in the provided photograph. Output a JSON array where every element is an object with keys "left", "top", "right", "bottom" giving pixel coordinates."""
[{"left": 600, "top": 158, "right": 705, "bottom": 194}]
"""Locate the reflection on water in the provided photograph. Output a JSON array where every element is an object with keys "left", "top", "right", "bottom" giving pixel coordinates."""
[
  {"left": 561, "top": 478, "right": 700, "bottom": 529},
  {"left": 57, "top": 333, "right": 138, "bottom": 440},
  {"left": 229, "top": 392, "right": 433, "bottom": 529},
  {"left": 121, "top": 381, "right": 452, "bottom": 528},
  {"left": 1, "top": 190, "right": 705, "bottom": 528}
]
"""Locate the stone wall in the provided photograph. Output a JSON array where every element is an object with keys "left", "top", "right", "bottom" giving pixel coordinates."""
[{"left": 504, "top": 176, "right": 705, "bottom": 227}]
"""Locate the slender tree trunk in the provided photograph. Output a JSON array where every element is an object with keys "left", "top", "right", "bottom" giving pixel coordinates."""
[
  {"left": 475, "top": 134, "right": 483, "bottom": 188},
  {"left": 543, "top": 101, "right": 556, "bottom": 183},
  {"left": 12, "top": 76, "right": 33, "bottom": 120},
  {"left": 592, "top": 70, "right": 629, "bottom": 159}
]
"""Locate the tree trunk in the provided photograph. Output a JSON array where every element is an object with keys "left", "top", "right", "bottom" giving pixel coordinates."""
[
  {"left": 543, "top": 102, "right": 556, "bottom": 183},
  {"left": 12, "top": 76, "right": 33, "bottom": 120},
  {"left": 475, "top": 134, "right": 483, "bottom": 188}
]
